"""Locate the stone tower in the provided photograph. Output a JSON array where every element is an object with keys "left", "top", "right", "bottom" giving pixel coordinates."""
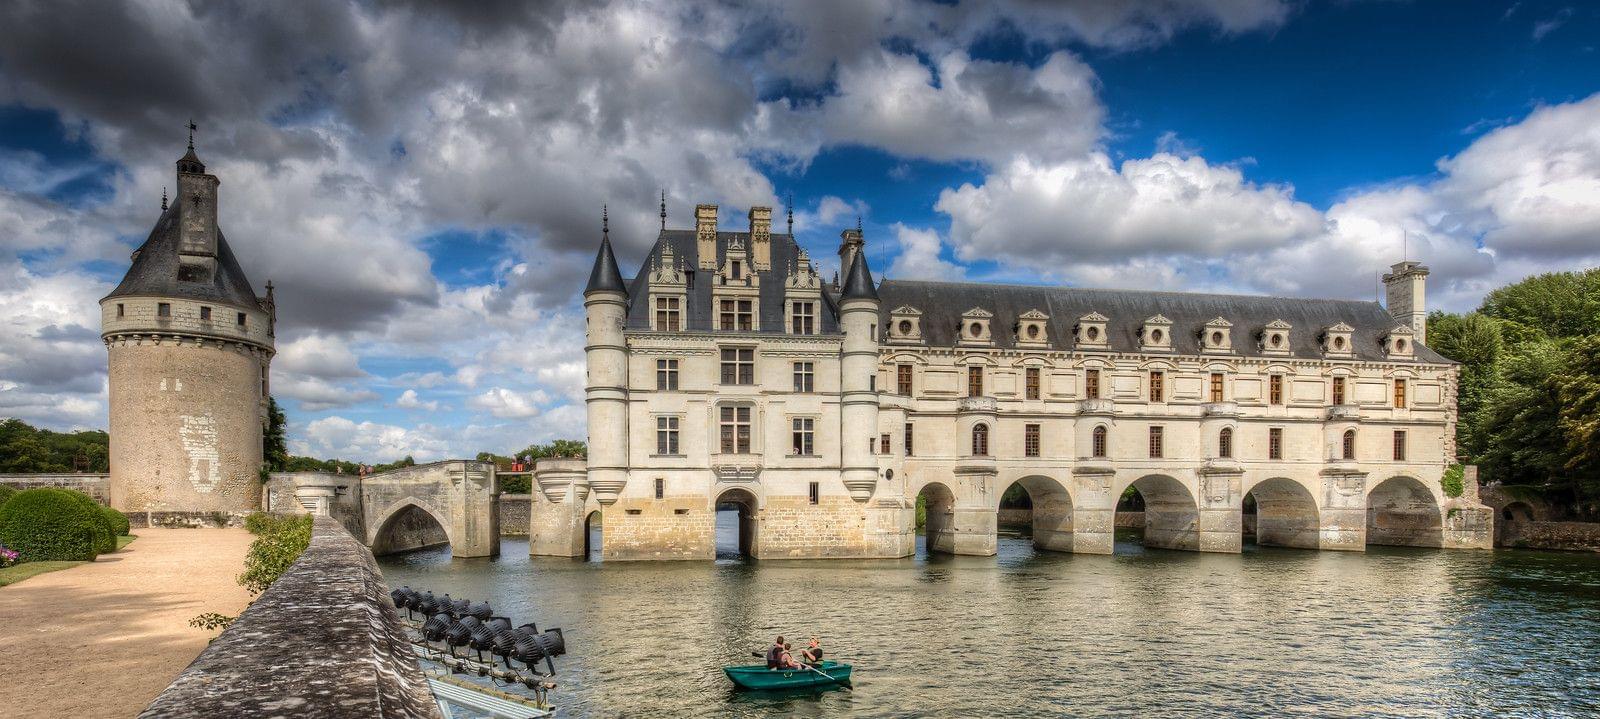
[
  {"left": 1383, "top": 260, "right": 1429, "bottom": 344},
  {"left": 583, "top": 211, "right": 630, "bottom": 505},
  {"left": 837, "top": 232, "right": 881, "bottom": 501},
  {"left": 100, "top": 134, "right": 276, "bottom": 513}
]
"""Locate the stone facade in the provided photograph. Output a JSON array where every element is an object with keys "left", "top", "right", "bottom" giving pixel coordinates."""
[
  {"left": 266, "top": 461, "right": 501, "bottom": 558},
  {"left": 0, "top": 474, "right": 110, "bottom": 503},
  {"left": 101, "top": 140, "right": 274, "bottom": 514},
  {"left": 499, "top": 493, "right": 531, "bottom": 536},
  {"left": 539, "top": 207, "right": 1495, "bottom": 559}
]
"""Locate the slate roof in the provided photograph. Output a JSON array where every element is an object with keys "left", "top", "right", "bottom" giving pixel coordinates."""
[
  {"left": 876, "top": 279, "right": 1450, "bottom": 363},
  {"left": 584, "top": 235, "right": 627, "bottom": 294},
  {"left": 102, "top": 203, "right": 264, "bottom": 309},
  {"left": 840, "top": 251, "right": 878, "bottom": 301},
  {"left": 623, "top": 230, "right": 841, "bottom": 334}
]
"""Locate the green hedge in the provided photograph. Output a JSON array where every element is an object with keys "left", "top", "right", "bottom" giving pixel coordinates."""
[
  {"left": 58, "top": 490, "right": 116, "bottom": 554},
  {"left": 0, "top": 488, "right": 109, "bottom": 562},
  {"left": 0, "top": 484, "right": 15, "bottom": 510},
  {"left": 238, "top": 513, "right": 313, "bottom": 594},
  {"left": 100, "top": 505, "right": 131, "bottom": 538}
]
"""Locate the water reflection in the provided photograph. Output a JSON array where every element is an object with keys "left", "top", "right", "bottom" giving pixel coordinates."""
[{"left": 381, "top": 524, "right": 1600, "bottom": 718}]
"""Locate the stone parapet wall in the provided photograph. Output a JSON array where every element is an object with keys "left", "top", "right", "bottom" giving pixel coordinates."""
[
  {"left": 0, "top": 473, "right": 111, "bottom": 504},
  {"left": 128, "top": 510, "right": 254, "bottom": 529},
  {"left": 140, "top": 516, "right": 441, "bottom": 719},
  {"left": 499, "top": 494, "right": 530, "bottom": 536}
]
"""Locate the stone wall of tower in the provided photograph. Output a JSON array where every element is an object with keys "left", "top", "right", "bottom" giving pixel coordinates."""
[{"left": 106, "top": 337, "right": 267, "bottom": 512}]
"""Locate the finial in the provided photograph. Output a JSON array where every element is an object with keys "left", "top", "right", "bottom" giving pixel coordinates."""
[
  {"left": 856, "top": 215, "right": 862, "bottom": 233},
  {"left": 786, "top": 193, "right": 794, "bottom": 235},
  {"left": 660, "top": 189, "right": 667, "bottom": 231},
  {"left": 187, "top": 119, "right": 197, "bottom": 150},
  {"left": 602, "top": 204, "right": 609, "bottom": 237},
  {"left": 161, "top": 187, "right": 168, "bottom": 211}
]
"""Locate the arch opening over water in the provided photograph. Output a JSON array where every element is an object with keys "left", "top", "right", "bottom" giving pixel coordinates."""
[
  {"left": 585, "top": 510, "right": 603, "bottom": 561},
  {"left": 997, "top": 476, "right": 1074, "bottom": 553},
  {"left": 1367, "top": 476, "right": 1444, "bottom": 548},
  {"left": 1244, "top": 478, "right": 1320, "bottom": 550},
  {"left": 370, "top": 499, "right": 451, "bottom": 556},
  {"left": 916, "top": 482, "right": 957, "bottom": 555},
  {"left": 1116, "top": 475, "right": 1200, "bottom": 552},
  {"left": 715, "top": 488, "right": 758, "bottom": 560}
]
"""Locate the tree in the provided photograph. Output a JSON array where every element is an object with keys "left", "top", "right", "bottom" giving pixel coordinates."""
[
  {"left": 1556, "top": 334, "right": 1600, "bottom": 515},
  {"left": 262, "top": 396, "right": 289, "bottom": 472},
  {"left": 1479, "top": 268, "right": 1600, "bottom": 340},
  {"left": 1427, "top": 311, "right": 1504, "bottom": 459}
]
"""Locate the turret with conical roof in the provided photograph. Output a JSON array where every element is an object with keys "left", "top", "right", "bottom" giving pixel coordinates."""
[
  {"left": 583, "top": 206, "right": 631, "bottom": 506},
  {"left": 585, "top": 206, "right": 628, "bottom": 296},
  {"left": 837, "top": 226, "right": 880, "bottom": 502},
  {"left": 840, "top": 247, "right": 878, "bottom": 302}
]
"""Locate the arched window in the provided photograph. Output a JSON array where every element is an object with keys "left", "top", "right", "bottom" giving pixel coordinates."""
[
  {"left": 971, "top": 423, "right": 989, "bottom": 456},
  {"left": 1342, "top": 429, "right": 1356, "bottom": 460},
  {"left": 1091, "top": 426, "right": 1108, "bottom": 458},
  {"left": 1218, "top": 427, "right": 1233, "bottom": 459}
]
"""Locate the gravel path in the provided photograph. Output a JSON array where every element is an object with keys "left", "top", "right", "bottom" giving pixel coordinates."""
[{"left": 0, "top": 527, "right": 255, "bottom": 718}]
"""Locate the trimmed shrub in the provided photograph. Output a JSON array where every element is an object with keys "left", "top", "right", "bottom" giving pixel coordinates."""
[
  {"left": 238, "top": 513, "right": 312, "bottom": 594},
  {"left": 100, "top": 505, "right": 131, "bottom": 538},
  {"left": 0, "top": 488, "right": 106, "bottom": 562},
  {"left": 54, "top": 490, "right": 116, "bottom": 554}
]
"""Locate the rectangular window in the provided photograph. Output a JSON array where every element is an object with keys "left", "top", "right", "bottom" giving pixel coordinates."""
[
  {"left": 1393, "top": 430, "right": 1407, "bottom": 461},
  {"left": 1149, "top": 371, "right": 1164, "bottom": 403},
  {"left": 199, "top": 305, "right": 211, "bottom": 320},
  {"left": 1269, "top": 374, "right": 1283, "bottom": 405},
  {"left": 720, "top": 348, "right": 754, "bottom": 385},
  {"left": 904, "top": 423, "right": 914, "bottom": 457},
  {"left": 720, "top": 405, "right": 752, "bottom": 454},
  {"left": 1210, "top": 373, "right": 1224, "bottom": 402},
  {"left": 808, "top": 481, "right": 819, "bottom": 505},
  {"left": 654, "top": 478, "right": 665, "bottom": 500},
  {"left": 1024, "top": 424, "right": 1041, "bottom": 457},
  {"left": 1026, "top": 367, "right": 1041, "bottom": 400},
  {"left": 791, "top": 417, "right": 814, "bottom": 456},
  {"left": 116, "top": 303, "right": 125, "bottom": 318},
  {"left": 1269, "top": 428, "right": 1284, "bottom": 460},
  {"left": 967, "top": 366, "right": 984, "bottom": 397},
  {"left": 731, "top": 260, "right": 742, "bottom": 279},
  {"left": 790, "top": 302, "right": 815, "bottom": 334},
  {"left": 157, "top": 302, "right": 171, "bottom": 318},
  {"left": 1149, "top": 426, "right": 1164, "bottom": 459},
  {"left": 656, "top": 359, "right": 680, "bottom": 391},
  {"left": 1394, "top": 378, "right": 1407, "bottom": 408},
  {"left": 880, "top": 434, "right": 891, "bottom": 455},
  {"left": 897, "top": 364, "right": 914, "bottom": 396},
  {"left": 793, "top": 362, "right": 814, "bottom": 392},
  {"left": 655, "top": 416, "right": 680, "bottom": 455},
  {"left": 237, "top": 312, "right": 247, "bottom": 327},
  {"left": 1085, "top": 369, "right": 1100, "bottom": 399},
  {"left": 655, "top": 296, "right": 681, "bottom": 331},
  {"left": 1332, "top": 376, "right": 1346, "bottom": 405},
  {"left": 717, "top": 299, "right": 753, "bottom": 331}
]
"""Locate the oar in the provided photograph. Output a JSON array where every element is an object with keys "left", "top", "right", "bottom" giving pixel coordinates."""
[{"left": 749, "top": 650, "right": 849, "bottom": 688}]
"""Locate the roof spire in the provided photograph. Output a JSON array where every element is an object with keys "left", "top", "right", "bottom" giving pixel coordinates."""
[
  {"left": 786, "top": 193, "right": 794, "bottom": 235},
  {"left": 161, "top": 186, "right": 168, "bottom": 211},
  {"left": 840, "top": 247, "right": 878, "bottom": 302},
  {"left": 584, "top": 207, "right": 627, "bottom": 296},
  {"left": 602, "top": 203, "right": 609, "bottom": 238},
  {"left": 856, "top": 215, "right": 862, "bottom": 233},
  {"left": 177, "top": 119, "right": 206, "bottom": 174},
  {"left": 659, "top": 190, "right": 667, "bottom": 231},
  {"left": 187, "top": 119, "right": 197, "bottom": 150}
]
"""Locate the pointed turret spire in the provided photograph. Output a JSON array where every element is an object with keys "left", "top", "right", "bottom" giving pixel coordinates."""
[
  {"left": 660, "top": 190, "right": 667, "bottom": 231},
  {"left": 786, "top": 193, "right": 794, "bottom": 235},
  {"left": 585, "top": 206, "right": 627, "bottom": 296},
  {"left": 840, "top": 248, "right": 878, "bottom": 301},
  {"left": 177, "top": 120, "right": 206, "bottom": 174}
]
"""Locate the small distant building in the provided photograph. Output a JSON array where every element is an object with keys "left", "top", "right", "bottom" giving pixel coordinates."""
[
  {"left": 531, "top": 202, "right": 1493, "bottom": 560},
  {"left": 101, "top": 134, "right": 276, "bottom": 513}
]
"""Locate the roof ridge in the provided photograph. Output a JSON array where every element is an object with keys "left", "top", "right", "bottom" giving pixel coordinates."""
[{"left": 878, "top": 278, "right": 1384, "bottom": 307}]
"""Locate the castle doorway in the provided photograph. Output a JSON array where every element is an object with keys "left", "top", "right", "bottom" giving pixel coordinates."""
[
  {"left": 584, "top": 510, "right": 603, "bottom": 562},
  {"left": 916, "top": 482, "right": 957, "bottom": 556},
  {"left": 715, "top": 488, "right": 758, "bottom": 561}
]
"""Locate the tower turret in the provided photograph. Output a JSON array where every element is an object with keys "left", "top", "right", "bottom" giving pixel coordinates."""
[
  {"left": 584, "top": 208, "right": 630, "bottom": 505},
  {"left": 1383, "top": 260, "right": 1429, "bottom": 345},
  {"left": 100, "top": 131, "right": 274, "bottom": 514},
  {"left": 838, "top": 242, "right": 881, "bottom": 501}
]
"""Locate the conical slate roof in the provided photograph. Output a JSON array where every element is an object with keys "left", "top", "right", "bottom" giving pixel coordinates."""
[
  {"left": 102, "top": 203, "right": 262, "bottom": 309},
  {"left": 584, "top": 235, "right": 627, "bottom": 295},
  {"left": 840, "top": 249, "right": 878, "bottom": 301}
]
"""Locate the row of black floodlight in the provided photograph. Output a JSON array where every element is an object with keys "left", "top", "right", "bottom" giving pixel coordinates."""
[{"left": 390, "top": 586, "right": 567, "bottom": 678}]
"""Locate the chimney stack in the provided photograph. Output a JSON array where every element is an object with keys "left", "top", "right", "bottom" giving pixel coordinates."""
[
  {"left": 695, "top": 204, "right": 718, "bottom": 270},
  {"left": 748, "top": 206, "right": 772, "bottom": 270}
]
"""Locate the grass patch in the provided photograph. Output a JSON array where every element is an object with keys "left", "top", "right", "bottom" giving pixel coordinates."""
[
  {"left": 0, "top": 560, "right": 86, "bottom": 587},
  {"left": 116, "top": 535, "right": 137, "bottom": 550}
]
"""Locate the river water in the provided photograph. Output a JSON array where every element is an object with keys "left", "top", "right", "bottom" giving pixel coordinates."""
[{"left": 379, "top": 516, "right": 1600, "bottom": 718}]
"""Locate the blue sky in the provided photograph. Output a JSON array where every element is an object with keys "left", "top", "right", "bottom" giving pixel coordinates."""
[{"left": 1, "top": 0, "right": 1598, "bottom": 461}]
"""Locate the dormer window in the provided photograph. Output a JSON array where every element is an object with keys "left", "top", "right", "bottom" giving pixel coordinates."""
[
  {"left": 1015, "top": 309, "right": 1049, "bottom": 348},
  {"left": 1384, "top": 326, "right": 1415, "bottom": 359},
  {"left": 731, "top": 260, "right": 741, "bottom": 280},
  {"left": 1260, "top": 319, "right": 1292, "bottom": 356},
  {"left": 655, "top": 297, "right": 682, "bottom": 331},
  {"left": 888, "top": 306, "right": 923, "bottom": 344},
  {"left": 959, "top": 308, "right": 994, "bottom": 346},
  {"left": 1321, "top": 322, "right": 1354, "bottom": 358},
  {"left": 790, "top": 301, "right": 815, "bottom": 334},
  {"left": 1201, "top": 317, "right": 1233, "bottom": 353},
  {"left": 719, "top": 299, "right": 754, "bottom": 331},
  {"left": 1141, "top": 314, "right": 1173, "bottom": 352},
  {"left": 1076, "top": 312, "right": 1109, "bottom": 350}
]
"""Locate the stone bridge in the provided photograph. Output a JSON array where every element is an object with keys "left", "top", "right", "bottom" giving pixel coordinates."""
[
  {"left": 905, "top": 462, "right": 1493, "bottom": 555},
  {"left": 266, "top": 460, "right": 499, "bottom": 558}
]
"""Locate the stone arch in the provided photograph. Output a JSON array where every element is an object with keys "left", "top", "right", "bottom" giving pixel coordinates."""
[
  {"left": 369, "top": 497, "right": 452, "bottom": 556},
  {"left": 1244, "top": 477, "right": 1320, "bottom": 550},
  {"left": 1366, "top": 475, "right": 1443, "bottom": 548},
  {"left": 584, "top": 510, "right": 603, "bottom": 561},
  {"left": 997, "top": 475, "right": 1075, "bottom": 553},
  {"left": 1115, "top": 474, "right": 1200, "bottom": 551},
  {"left": 714, "top": 487, "right": 760, "bottom": 559},
  {"left": 916, "top": 481, "right": 958, "bottom": 555},
  {"left": 1496, "top": 501, "right": 1538, "bottom": 546}
]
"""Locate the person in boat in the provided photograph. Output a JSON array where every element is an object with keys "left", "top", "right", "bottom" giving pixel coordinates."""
[
  {"left": 800, "top": 637, "right": 823, "bottom": 666},
  {"left": 777, "top": 642, "right": 805, "bottom": 671},
  {"left": 765, "top": 636, "right": 786, "bottom": 669}
]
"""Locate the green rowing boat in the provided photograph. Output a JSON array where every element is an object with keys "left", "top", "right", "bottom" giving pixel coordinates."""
[{"left": 723, "top": 661, "right": 853, "bottom": 690}]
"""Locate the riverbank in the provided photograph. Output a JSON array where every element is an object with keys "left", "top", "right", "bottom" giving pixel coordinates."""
[{"left": 0, "top": 527, "right": 253, "bottom": 718}]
